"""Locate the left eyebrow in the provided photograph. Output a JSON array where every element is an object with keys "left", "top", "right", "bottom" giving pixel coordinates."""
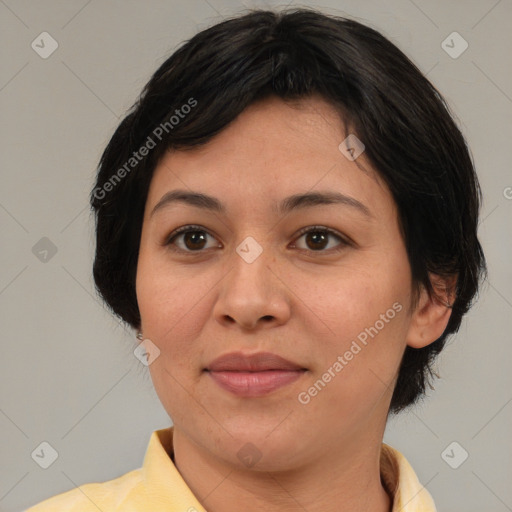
[
  {"left": 150, "top": 189, "right": 372, "bottom": 218},
  {"left": 276, "top": 191, "right": 372, "bottom": 218}
]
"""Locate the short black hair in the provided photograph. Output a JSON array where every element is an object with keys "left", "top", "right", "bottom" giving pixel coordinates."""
[{"left": 90, "top": 7, "right": 486, "bottom": 414}]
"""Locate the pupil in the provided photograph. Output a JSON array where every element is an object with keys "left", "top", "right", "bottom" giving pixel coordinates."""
[
  {"left": 185, "top": 231, "right": 206, "bottom": 250},
  {"left": 308, "top": 231, "right": 327, "bottom": 250}
]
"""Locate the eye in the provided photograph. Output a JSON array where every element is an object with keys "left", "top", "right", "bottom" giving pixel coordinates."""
[
  {"left": 164, "top": 225, "right": 351, "bottom": 254},
  {"left": 292, "top": 226, "right": 350, "bottom": 253},
  {"left": 165, "top": 225, "right": 220, "bottom": 252}
]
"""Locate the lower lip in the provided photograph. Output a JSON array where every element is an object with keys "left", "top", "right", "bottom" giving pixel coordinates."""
[{"left": 206, "top": 370, "right": 305, "bottom": 397}]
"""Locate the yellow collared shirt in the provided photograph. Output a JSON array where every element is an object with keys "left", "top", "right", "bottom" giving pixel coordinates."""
[{"left": 26, "top": 427, "right": 436, "bottom": 511}]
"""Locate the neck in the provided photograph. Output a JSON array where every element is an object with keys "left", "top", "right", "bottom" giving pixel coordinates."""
[{"left": 171, "top": 428, "right": 392, "bottom": 512}]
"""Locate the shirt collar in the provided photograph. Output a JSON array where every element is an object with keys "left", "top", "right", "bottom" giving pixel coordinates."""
[
  {"left": 143, "top": 427, "right": 436, "bottom": 511},
  {"left": 381, "top": 443, "right": 437, "bottom": 511},
  {"left": 142, "top": 427, "right": 207, "bottom": 511}
]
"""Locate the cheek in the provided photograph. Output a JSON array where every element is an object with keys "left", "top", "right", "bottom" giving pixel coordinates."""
[
  {"left": 137, "top": 240, "right": 203, "bottom": 336},
  {"left": 136, "top": 249, "right": 226, "bottom": 401},
  {"left": 293, "top": 305, "right": 408, "bottom": 431},
  {"left": 290, "top": 253, "right": 410, "bottom": 348},
  {"left": 288, "top": 254, "right": 411, "bottom": 414},
  {"left": 137, "top": 258, "right": 212, "bottom": 423}
]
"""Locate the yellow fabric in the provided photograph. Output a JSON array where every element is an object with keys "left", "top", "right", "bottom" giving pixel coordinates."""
[{"left": 26, "top": 427, "right": 436, "bottom": 511}]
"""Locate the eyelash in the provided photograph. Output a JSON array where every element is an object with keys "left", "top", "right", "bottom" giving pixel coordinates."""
[{"left": 163, "top": 224, "right": 352, "bottom": 255}]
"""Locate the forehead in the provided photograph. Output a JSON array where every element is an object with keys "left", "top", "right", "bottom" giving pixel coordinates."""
[{"left": 146, "top": 95, "right": 389, "bottom": 217}]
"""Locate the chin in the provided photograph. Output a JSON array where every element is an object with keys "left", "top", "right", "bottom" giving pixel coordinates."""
[{"left": 214, "top": 428, "right": 305, "bottom": 472}]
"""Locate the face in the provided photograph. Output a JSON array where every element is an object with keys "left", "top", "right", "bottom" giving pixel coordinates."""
[{"left": 136, "top": 95, "right": 417, "bottom": 471}]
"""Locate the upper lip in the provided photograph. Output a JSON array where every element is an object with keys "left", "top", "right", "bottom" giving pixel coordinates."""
[{"left": 205, "top": 352, "right": 306, "bottom": 372}]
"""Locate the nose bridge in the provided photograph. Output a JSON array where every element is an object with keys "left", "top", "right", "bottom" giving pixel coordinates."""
[
  {"left": 228, "top": 235, "right": 275, "bottom": 301},
  {"left": 214, "top": 234, "right": 290, "bottom": 329}
]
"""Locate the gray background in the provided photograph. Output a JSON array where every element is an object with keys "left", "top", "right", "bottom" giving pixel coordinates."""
[{"left": 0, "top": 0, "right": 511, "bottom": 511}]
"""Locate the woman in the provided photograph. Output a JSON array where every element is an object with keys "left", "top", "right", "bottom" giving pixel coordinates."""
[{"left": 27, "top": 7, "right": 486, "bottom": 512}]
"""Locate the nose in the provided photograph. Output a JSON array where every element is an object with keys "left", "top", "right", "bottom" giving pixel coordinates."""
[{"left": 213, "top": 243, "right": 291, "bottom": 331}]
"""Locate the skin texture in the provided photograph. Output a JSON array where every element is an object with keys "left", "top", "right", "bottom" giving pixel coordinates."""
[{"left": 135, "top": 94, "right": 453, "bottom": 512}]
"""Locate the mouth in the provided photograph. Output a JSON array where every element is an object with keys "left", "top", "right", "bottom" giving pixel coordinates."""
[{"left": 204, "top": 351, "right": 307, "bottom": 397}]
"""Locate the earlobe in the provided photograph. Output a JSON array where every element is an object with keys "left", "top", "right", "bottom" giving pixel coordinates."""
[{"left": 406, "top": 274, "right": 457, "bottom": 349}]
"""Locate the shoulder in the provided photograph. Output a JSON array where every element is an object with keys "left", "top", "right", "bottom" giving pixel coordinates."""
[{"left": 24, "top": 467, "right": 144, "bottom": 511}]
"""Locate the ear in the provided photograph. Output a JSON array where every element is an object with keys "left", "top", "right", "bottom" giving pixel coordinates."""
[{"left": 406, "top": 273, "right": 457, "bottom": 349}]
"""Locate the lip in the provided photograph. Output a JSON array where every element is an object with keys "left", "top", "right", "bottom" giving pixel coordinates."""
[
  {"left": 206, "top": 351, "right": 305, "bottom": 372},
  {"left": 204, "top": 352, "right": 307, "bottom": 397}
]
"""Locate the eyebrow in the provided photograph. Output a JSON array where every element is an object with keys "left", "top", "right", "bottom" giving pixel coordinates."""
[{"left": 150, "top": 189, "right": 372, "bottom": 218}]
